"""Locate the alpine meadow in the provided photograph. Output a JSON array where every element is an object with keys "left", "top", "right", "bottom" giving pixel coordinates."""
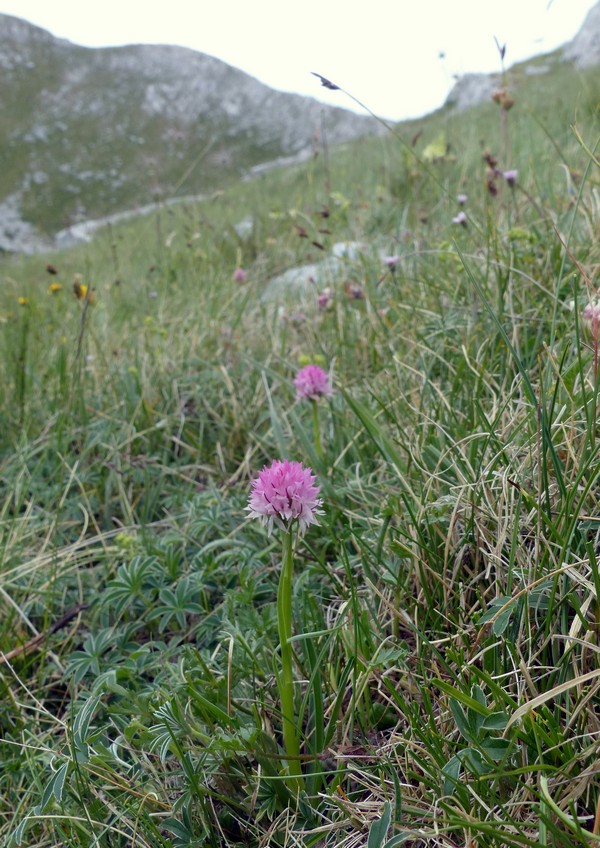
[{"left": 0, "top": 12, "right": 600, "bottom": 848}]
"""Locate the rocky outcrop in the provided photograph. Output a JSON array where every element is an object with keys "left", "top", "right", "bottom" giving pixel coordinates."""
[
  {"left": 444, "top": 73, "right": 500, "bottom": 112},
  {"left": 564, "top": 0, "right": 600, "bottom": 67},
  {"left": 0, "top": 194, "right": 51, "bottom": 254}
]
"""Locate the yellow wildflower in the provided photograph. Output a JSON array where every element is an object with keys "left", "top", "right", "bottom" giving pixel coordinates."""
[
  {"left": 73, "top": 276, "right": 97, "bottom": 304},
  {"left": 17, "top": 297, "right": 29, "bottom": 306},
  {"left": 48, "top": 282, "right": 63, "bottom": 295}
]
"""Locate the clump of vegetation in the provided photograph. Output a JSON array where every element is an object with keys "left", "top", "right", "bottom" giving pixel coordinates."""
[{"left": 0, "top": 55, "right": 599, "bottom": 848}]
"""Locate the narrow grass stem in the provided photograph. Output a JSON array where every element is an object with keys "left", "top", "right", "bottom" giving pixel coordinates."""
[
  {"left": 16, "top": 310, "right": 29, "bottom": 430},
  {"left": 593, "top": 314, "right": 599, "bottom": 387},
  {"left": 277, "top": 528, "right": 304, "bottom": 790},
  {"left": 311, "top": 399, "right": 323, "bottom": 458}
]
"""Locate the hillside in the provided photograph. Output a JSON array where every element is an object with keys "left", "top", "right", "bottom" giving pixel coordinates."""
[
  {"left": 0, "top": 14, "right": 377, "bottom": 251},
  {"left": 445, "top": 0, "right": 600, "bottom": 111},
  {"left": 2, "top": 4, "right": 599, "bottom": 254}
]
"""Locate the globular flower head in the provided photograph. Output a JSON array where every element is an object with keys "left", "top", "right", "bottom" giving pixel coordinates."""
[
  {"left": 294, "top": 364, "right": 332, "bottom": 401},
  {"left": 503, "top": 169, "right": 518, "bottom": 187},
  {"left": 582, "top": 301, "right": 600, "bottom": 327},
  {"left": 317, "top": 288, "right": 333, "bottom": 311},
  {"left": 452, "top": 210, "right": 467, "bottom": 226},
  {"left": 73, "top": 275, "right": 86, "bottom": 300},
  {"left": 383, "top": 255, "right": 400, "bottom": 270},
  {"left": 457, "top": 193, "right": 468, "bottom": 205},
  {"left": 247, "top": 459, "right": 322, "bottom": 535},
  {"left": 492, "top": 88, "right": 515, "bottom": 111},
  {"left": 567, "top": 298, "right": 600, "bottom": 337},
  {"left": 345, "top": 281, "right": 364, "bottom": 300},
  {"left": 233, "top": 267, "right": 247, "bottom": 283}
]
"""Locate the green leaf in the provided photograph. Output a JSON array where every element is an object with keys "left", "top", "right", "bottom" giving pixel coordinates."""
[
  {"left": 52, "top": 761, "right": 69, "bottom": 803},
  {"left": 478, "top": 595, "right": 517, "bottom": 636},
  {"left": 383, "top": 835, "right": 413, "bottom": 848},
  {"left": 11, "top": 816, "right": 30, "bottom": 846},
  {"left": 492, "top": 607, "right": 517, "bottom": 636},
  {"left": 481, "top": 711, "right": 510, "bottom": 731},
  {"left": 450, "top": 699, "right": 476, "bottom": 743},
  {"left": 458, "top": 747, "right": 488, "bottom": 776},
  {"left": 163, "top": 817, "right": 192, "bottom": 839},
  {"left": 72, "top": 693, "right": 101, "bottom": 762},
  {"left": 368, "top": 801, "right": 391, "bottom": 848},
  {"left": 480, "top": 738, "right": 514, "bottom": 761},
  {"left": 470, "top": 685, "right": 487, "bottom": 734},
  {"left": 73, "top": 693, "right": 101, "bottom": 742},
  {"left": 35, "top": 761, "right": 70, "bottom": 813},
  {"left": 442, "top": 754, "right": 462, "bottom": 795},
  {"left": 186, "top": 683, "right": 237, "bottom": 727},
  {"left": 435, "top": 680, "right": 491, "bottom": 718},
  {"left": 472, "top": 685, "right": 487, "bottom": 707}
]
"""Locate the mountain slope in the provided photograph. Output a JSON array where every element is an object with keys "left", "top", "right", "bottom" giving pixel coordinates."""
[
  {"left": 445, "top": 0, "right": 600, "bottom": 111},
  {"left": 0, "top": 14, "right": 377, "bottom": 251},
  {"left": 564, "top": 0, "right": 600, "bottom": 66}
]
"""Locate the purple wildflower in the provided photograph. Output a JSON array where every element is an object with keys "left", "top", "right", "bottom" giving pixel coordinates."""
[
  {"left": 345, "top": 281, "right": 364, "bottom": 300},
  {"left": 457, "top": 193, "right": 468, "bottom": 205},
  {"left": 317, "top": 288, "right": 333, "bottom": 311},
  {"left": 452, "top": 210, "right": 467, "bottom": 226},
  {"left": 503, "top": 170, "right": 518, "bottom": 187},
  {"left": 247, "top": 459, "right": 322, "bottom": 535},
  {"left": 383, "top": 255, "right": 400, "bottom": 270},
  {"left": 233, "top": 267, "right": 247, "bottom": 282},
  {"left": 294, "top": 364, "right": 332, "bottom": 401}
]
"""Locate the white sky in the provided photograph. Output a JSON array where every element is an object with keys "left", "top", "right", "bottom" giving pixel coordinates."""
[{"left": 0, "top": 0, "right": 597, "bottom": 120}]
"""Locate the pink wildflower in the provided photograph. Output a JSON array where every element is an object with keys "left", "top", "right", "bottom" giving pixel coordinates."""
[
  {"left": 383, "top": 255, "right": 400, "bottom": 270},
  {"left": 294, "top": 364, "right": 332, "bottom": 401},
  {"left": 317, "top": 288, "right": 333, "bottom": 311},
  {"left": 233, "top": 267, "right": 247, "bottom": 282},
  {"left": 582, "top": 300, "right": 600, "bottom": 379},
  {"left": 582, "top": 301, "right": 600, "bottom": 324},
  {"left": 452, "top": 210, "right": 467, "bottom": 226},
  {"left": 247, "top": 459, "right": 322, "bottom": 535},
  {"left": 503, "top": 170, "right": 518, "bottom": 187},
  {"left": 457, "top": 193, "right": 468, "bottom": 205}
]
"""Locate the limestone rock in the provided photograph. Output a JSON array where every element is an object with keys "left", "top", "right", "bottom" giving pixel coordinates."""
[{"left": 564, "top": 1, "right": 600, "bottom": 68}]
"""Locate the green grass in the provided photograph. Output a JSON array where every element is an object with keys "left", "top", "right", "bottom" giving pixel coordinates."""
[{"left": 0, "top": 55, "right": 599, "bottom": 848}]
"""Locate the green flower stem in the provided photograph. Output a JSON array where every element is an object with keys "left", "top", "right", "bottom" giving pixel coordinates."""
[
  {"left": 277, "top": 528, "right": 304, "bottom": 789},
  {"left": 311, "top": 399, "right": 323, "bottom": 458}
]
